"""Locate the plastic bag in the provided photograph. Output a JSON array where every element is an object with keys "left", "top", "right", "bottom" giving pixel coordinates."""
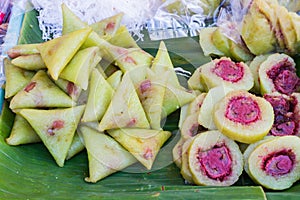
[{"left": 147, "top": 0, "right": 223, "bottom": 40}]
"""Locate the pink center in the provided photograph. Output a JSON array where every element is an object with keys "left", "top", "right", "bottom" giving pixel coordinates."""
[
  {"left": 212, "top": 60, "right": 244, "bottom": 82},
  {"left": 124, "top": 56, "right": 137, "bottom": 65},
  {"left": 264, "top": 94, "right": 298, "bottom": 136},
  {"left": 198, "top": 145, "right": 232, "bottom": 181},
  {"left": 126, "top": 118, "right": 137, "bottom": 127},
  {"left": 225, "top": 96, "right": 261, "bottom": 125},
  {"left": 105, "top": 22, "right": 115, "bottom": 32},
  {"left": 24, "top": 82, "right": 37, "bottom": 92},
  {"left": 67, "top": 82, "right": 78, "bottom": 97},
  {"left": 143, "top": 148, "right": 153, "bottom": 160},
  {"left": 267, "top": 59, "right": 300, "bottom": 95},
  {"left": 262, "top": 150, "right": 295, "bottom": 176},
  {"left": 139, "top": 80, "right": 151, "bottom": 94},
  {"left": 47, "top": 120, "right": 64, "bottom": 136}
]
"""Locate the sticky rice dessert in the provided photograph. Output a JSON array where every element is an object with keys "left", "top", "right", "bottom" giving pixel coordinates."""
[
  {"left": 264, "top": 92, "right": 300, "bottom": 136},
  {"left": 200, "top": 57, "right": 254, "bottom": 91},
  {"left": 259, "top": 53, "right": 300, "bottom": 95},
  {"left": 188, "top": 130, "right": 243, "bottom": 186},
  {"left": 246, "top": 136, "right": 300, "bottom": 190},
  {"left": 213, "top": 90, "right": 274, "bottom": 144}
]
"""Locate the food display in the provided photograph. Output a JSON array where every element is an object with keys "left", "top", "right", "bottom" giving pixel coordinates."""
[
  {"left": 244, "top": 136, "right": 300, "bottom": 190},
  {"left": 188, "top": 130, "right": 243, "bottom": 186},
  {"left": 1, "top": 0, "right": 300, "bottom": 198}
]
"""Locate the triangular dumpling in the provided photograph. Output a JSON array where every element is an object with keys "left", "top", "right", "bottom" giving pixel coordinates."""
[
  {"left": 127, "top": 66, "right": 148, "bottom": 88},
  {"left": 98, "top": 72, "right": 150, "bottom": 131},
  {"left": 4, "top": 58, "right": 35, "bottom": 99},
  {"left": 38, "top": 27, "right": 92, "bottom": 80},
  {"left": 162, "top": 84, "right": 196, "bottom": 117},
  {"left": 11, "top": 54, "right": 46, "bottom": 70},
  {"left": 151, "top": 41, "right": 180, "bottom": 87},
  {"left": 107, "top": 128, "right": 171, "bottom": 170},
  {"left": 53, "top": 78, "right": 82, "bottom": 101},
  {"left": 7, "top": 43, "right": 40, "bottom": 59},
  {"left": 137, "top": 68, "right": 168, "bottom": 130},
  {"left": 81, "top": 68, "right": 114, "bottom": 122},
  {"left": 79, "top": 125, "right": 137, "bottom": 183},
  {"left": 106, "top": 70, "right": 122, "bottom": 90},
  {"left": 61, "top": 3, "right": 104, "bottom": 48},
  {"left": 19, "top": 105, "right": 85, "bottom": 167},
  {"left": 90, "top": 12, "right": 124, "bottom": 38},
  {"left": 108, "top": 25, "right": 139, "bottom": 48},
  {"left": 10, "top": 70, "right": 75, "bottom": 110},
  {"left": 59, "top": 46, "right": 101, "bottom": 90},
  {"left": 6, "top": 114, "right": 41, "bottom": 145},
  {"left": 66, "top": 131, "right": 85, "bottom": 160},
  {"left": 61, "top": 3, "right": 89, "bottom": 34},
  {"left": 99, "top": 39, "right": 153, "bottom": 72}
]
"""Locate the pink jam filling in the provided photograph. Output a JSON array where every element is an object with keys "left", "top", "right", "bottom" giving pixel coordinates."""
[
  {"left": 264, "top": 94, "right": 298, "bottom": 136},
  {"left": 212, "top": 60, "right": 244, "bottom": 83},
  {"left": 139, "top": 79, "right": 151, "bottom": 94},
  {"left": 47, "top": 120, "right": 64, "bottom": 136},
  {"left": 198, "top": 145, "right": 232, "bottom": 181},
  {"left": 266, "top": 59, "right": 300, "bottom": 95},
  {"left": 225, "top": 96, "right": 261, "bottom": 125},
  {"left": 24, "top": 81, "right": 37, "bottom": 92},
  {"left": 262, "top": 150, "right": 295, "bottom": 176}
]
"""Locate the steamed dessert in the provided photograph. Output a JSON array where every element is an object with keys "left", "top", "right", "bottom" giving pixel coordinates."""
[
  {"left": 200, "top": 57, "right": 254, "bottom": 91},
  {"left": 188, "top": 130, "right": 243, "bottom": 186},
  {"left": 181, "top": 113, "right": 207, "bottom": 140},
  {"left": 264, "top": 92, "right": 300, "bottom": 136},
  {"left": 180, "top": 138, "right": 194, "bottom": 184},
  {"left": 248, "top": 54, "right": 270, "bottom": 94},
  {"left": 213, "top": 90, "right": 274, "bottom": 143},
  {"left": 198, "top": 86, "right": 234, "bottom": 130},
  {"left": 240, "top": 0, "right": 276, "bottom": 55},
  {"left": 259, "top": 53, "right": 300, "bottom": 95},
  {"left": 246, "top": 135, "right": 300, "bottom": 190}
]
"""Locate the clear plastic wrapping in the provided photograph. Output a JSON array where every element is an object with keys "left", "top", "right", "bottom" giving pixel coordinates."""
[{"left": 146, "top": 0, "right": 223, "bottom": 40}]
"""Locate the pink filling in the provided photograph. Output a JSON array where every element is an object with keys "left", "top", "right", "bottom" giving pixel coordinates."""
[
  {"left": 212, "top": 60, "right": 244, "bottom": 83},
  {"left": 47, "top": 120, "right": 64, "bottom": 136},
  {"left": 264, "top": 94, "right": 298, "bottom": 136},
  {"left": 266, "top": 59, "right": 300, "bottom": 95},
  {"left": 105, "top": 22, "right": 115, "bottom": 32},
  {"left": 124, "top": 56, "right": 137, "bottom": 65},
  {"left": 225, "top": 96, "right": 261, "bottom": 125},
  {"left": 198, "top": 145, "right": 232, "bottom": 181},
  {"left": 139, "top": 79, "right": 151, "bottom": 94},
  {"left": 143, "top": 148, "right": 153, "bottom": 160},
  {"left": 66, "top": 82, "right": 80, "bottom": 98},
  {"left": 24, "top": 81, "right": 37, "bottom": 92},
  {"left": 262, "top": 149, "right": 295, "bottom": 176}
]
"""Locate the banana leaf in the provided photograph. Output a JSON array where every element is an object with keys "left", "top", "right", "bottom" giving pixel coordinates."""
[{"left": 0, "top": 9, "right": 298, "bottom": 200}]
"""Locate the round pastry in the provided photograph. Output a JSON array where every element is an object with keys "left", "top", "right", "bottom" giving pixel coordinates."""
[
  {"left": 258, "top": 53, "right": 300, "bottom": 95},
  {"left": 200, "top": 57, "right": 254, "bottom": 91},
  {"left": 188, "top": 130, "right": 243, "bottom": 186},
  {"left": 180, "top": 138, "right": 194, "bottom": 184},
  {"left": 213, "top": 90, "right": 274, "bottom": 144},
  {"left": 172, "top": 137, "right": 185, "bottom": 169},
  {"left": 248, "top": 54, "right": 269, "bottom": 94},
  {"left": 243, "top": 136, "right": 275, "bottom": 175},
  {"left": 264, "top": 92, "right": 300, "bottom": 136},
  {"left": 247, "top": 136, "right": 300, "bottom": 190},
  {"left": 181, "top": 113, "right": 207, "bottom": 141}
]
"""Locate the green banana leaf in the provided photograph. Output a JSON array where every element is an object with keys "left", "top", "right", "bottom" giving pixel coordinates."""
[{"left": 0, "top": 9, "right": 298, "bottom": 200}]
